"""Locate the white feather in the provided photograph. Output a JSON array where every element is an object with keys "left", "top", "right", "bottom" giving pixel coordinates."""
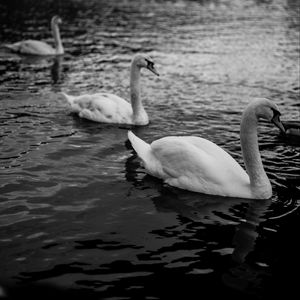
[
  {"left": 62, "top": 54, "right": 158, "bottom": 125},
  {"left": 128, "top": 99, "right": 282, "bottom": 199},
  {"left": 128, "top": 132, "right": 250, "bottom": 198},
  {"left": 62, "top": 92, "right": 134, "bottom": 124},
  {"left": 5, "top": 40, "right": 56, "bottom": 55}
]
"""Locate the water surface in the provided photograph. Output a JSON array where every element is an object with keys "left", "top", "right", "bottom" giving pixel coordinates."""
[{"left": 0, "top": 0, "right": 299, "bottom": 299}]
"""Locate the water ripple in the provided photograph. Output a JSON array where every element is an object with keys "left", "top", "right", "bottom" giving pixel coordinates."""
[{"left": 0, "top": 0, "right": 299, "bottom": 299}]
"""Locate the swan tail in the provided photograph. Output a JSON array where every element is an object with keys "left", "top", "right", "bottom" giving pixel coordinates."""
[
  {"left": 60, "top": 92, "right": 75, "bottom": 106},
  {"left": 128, "top": 131, "right": 152, "bottom": 164}
]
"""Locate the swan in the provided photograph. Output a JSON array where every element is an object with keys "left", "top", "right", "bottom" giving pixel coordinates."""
[
  {"left": 61, "top": 54, "right": 159, "bottom": 125},
  {"left": 4, "top": 16, "right": 64, "bottom": 55},
  {"left": 128, "top": 98, "right": 286, "bottom": 199},
  {"left": 282, "top": 121, "right": 300, "bottom": 137}
]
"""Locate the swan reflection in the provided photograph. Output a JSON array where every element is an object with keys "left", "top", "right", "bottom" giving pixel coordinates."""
[
  {"left": 223, "top": 199, "right": 272, "bottom": 296},
  {"left": 125, "top": 153, "right": 273, "bottom": 296},
  {"left": 151, "top": 187, "right": 251, "bottom": 225},
  {"left": 125, "top": 148, "right": 253, "bottom": 225},
  {"left": 17, "top": 54, "right": 63, "bottom": 84},
  {"left": 51, "top": 55, "right": 63, "bottom": 84},
  {"left": 231, "top": 199, "right": 271, "bottom": 263}
]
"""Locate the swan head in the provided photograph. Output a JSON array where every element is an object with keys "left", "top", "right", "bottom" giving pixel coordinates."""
[
  {"left": 250, "top": 98, "right": 286, "bottom": 133},
  {"left": 51, "top": 16, "right": 62, "bottom": 25},
  {"left": 132, "top": 54, "right": 159, "bottom": 76}
]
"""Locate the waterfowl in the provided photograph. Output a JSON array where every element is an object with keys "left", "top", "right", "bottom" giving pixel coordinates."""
[
  {"left": 282, "top": 120, "right": 300, "bottom": 137},
  {"left": 128, "top": 98, "right": 285, "bottom": 199},
  {"left": 4, "top": 16, "right": 64, "bottom": 55},
  {"left": 62, "top": 54, "right": 159, "bottom": 125}
]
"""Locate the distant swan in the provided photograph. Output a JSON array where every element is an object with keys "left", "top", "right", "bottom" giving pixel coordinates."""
[
  {"left": 4, "top": 16, "right": 64, "bottom": 55},
  {"left": 61, "top": 54, "right": 159, "bottom": 125},
  {"left": 128, "top": 98, "right": 285, "bottom": 199},
  {"left": 282, "top": 120, "right": 300, "bottom": 137}
]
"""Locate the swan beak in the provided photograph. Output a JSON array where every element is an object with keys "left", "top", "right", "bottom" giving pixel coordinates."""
[
  {"left": 147, "top": 65, "right": 159, "bottom": 76},
  {"left": 272, "top": 114, "right": 286, "bottom": 134}
]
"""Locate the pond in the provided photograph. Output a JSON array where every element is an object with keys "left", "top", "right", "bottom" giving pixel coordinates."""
[{"left": 0, "top": 0, "right": 299, "bottom": 299}]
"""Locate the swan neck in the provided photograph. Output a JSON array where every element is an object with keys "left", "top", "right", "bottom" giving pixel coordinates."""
[
  {"left": 240, "top": 109, "right": 271, "bottom": 197},
  {"left": 51, "top": 21, "right": 63, "bottom": 54},
  {"left": 130, "top": 64, "right": 144, "bottom": 116}
]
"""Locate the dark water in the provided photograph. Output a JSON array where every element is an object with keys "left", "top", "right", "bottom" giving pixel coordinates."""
[{"left": 0, "top": 0, "right": 299, "bottom": 299}]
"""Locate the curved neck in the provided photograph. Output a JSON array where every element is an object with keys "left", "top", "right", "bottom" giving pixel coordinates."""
[
  {"left": 51, "top": 22, "right": 63, "bottom": 54},
  {"left": 130, "top": 63, "right": 144, "bottom": 117},
  {"left": 240, "top": 110, "right": 271, "bottom": 197}
]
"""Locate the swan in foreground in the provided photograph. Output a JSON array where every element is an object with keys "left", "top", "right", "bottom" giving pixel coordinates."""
[
  {"left": 4, "top": 16, "right": 64, "bottom": 55},
  {"left": 61, "top": 54, "right": 159, "bottom": 125},
  {"left": 128, "top": 98, "right": 285, "bottom": 199}
]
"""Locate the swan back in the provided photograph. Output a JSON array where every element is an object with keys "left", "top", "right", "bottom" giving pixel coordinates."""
[
  {"left": 128, "top": 132, "right": 251, "bottom": 198},
  {"left": 5, "top": 40, "right": 55, "bottom": 55},
  {"left": 62, "top": 92, "right": 134, "bottom": 124},
  {"left": 151, "top": 136, "right": 250, "bottom": 197}
]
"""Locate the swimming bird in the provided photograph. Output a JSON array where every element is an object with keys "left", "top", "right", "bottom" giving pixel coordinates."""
[
  {"left": 128, "top": 98, "right": 285, "bottom": 199},
  {"left": 4, "top": 16, "right": 64, "bottom": 55},
  {"left": 282, "top": 120, "right": 300, "bottom": 137},
  {"left": 61, "top": 54, "right": 159, "bottom": 125}
]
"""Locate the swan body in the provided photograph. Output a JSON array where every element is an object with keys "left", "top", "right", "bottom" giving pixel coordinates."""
[
  {"left": 283, "top": 121, "right": 300, "bottom": 137},
  {"left": 5, "top": 40, "right": 57, "bottom": 55},
  {"left": 128, "top": 98, "right": 285, "bottom": 199},
  {"left": 62, "top": 54, "right": 159, "bottom": 125},
  {"left": 5, "top": 16, "right": 64, "bottom": 55},
  {"left": 128, "top": 133, "right": 252, "bottom": 198},
  {"left": 62, "top": 92, "right": 135, "bottom": 124}
]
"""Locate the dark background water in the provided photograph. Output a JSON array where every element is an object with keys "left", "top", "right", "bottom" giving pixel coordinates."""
[{"left": 0, "top": 0, "right": 299, "bottom": 299}]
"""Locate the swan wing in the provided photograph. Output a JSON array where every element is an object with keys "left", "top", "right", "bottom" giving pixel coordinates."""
[
  {"left": 6, "top": 40, "right": 55, "bottom": 55},
  {"left": 148, "top": 136, "right": 250, "bottom": 197},
  {"left": 64, "top": 93, "right": 133, "bottom": 124}
]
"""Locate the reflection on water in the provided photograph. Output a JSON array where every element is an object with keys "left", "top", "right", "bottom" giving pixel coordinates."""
[
  {"left": 0, "top": 0, "right": 299, "bottom": 299},
  {"left": 223, "top": 199, "right": 271, "bottom": 298},
  {"left": 152, "top": 186, "right": 250, "bottom": 225},
  {"left": 231, "top": 200, "right": 271, "bottom": 264},
  {"left": 51, "top": 56, "right": 63, "bottom": 84}
]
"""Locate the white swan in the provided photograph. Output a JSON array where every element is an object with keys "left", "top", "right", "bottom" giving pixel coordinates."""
[
  {"left": 4, "top": 16, "right": 64, "bottom": 55},
  {"left": 61, "top": 54, "right": 159, "bottom": 125},
  {"left": 128, "top": 98, "right": 285, "bottom": 199}
]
